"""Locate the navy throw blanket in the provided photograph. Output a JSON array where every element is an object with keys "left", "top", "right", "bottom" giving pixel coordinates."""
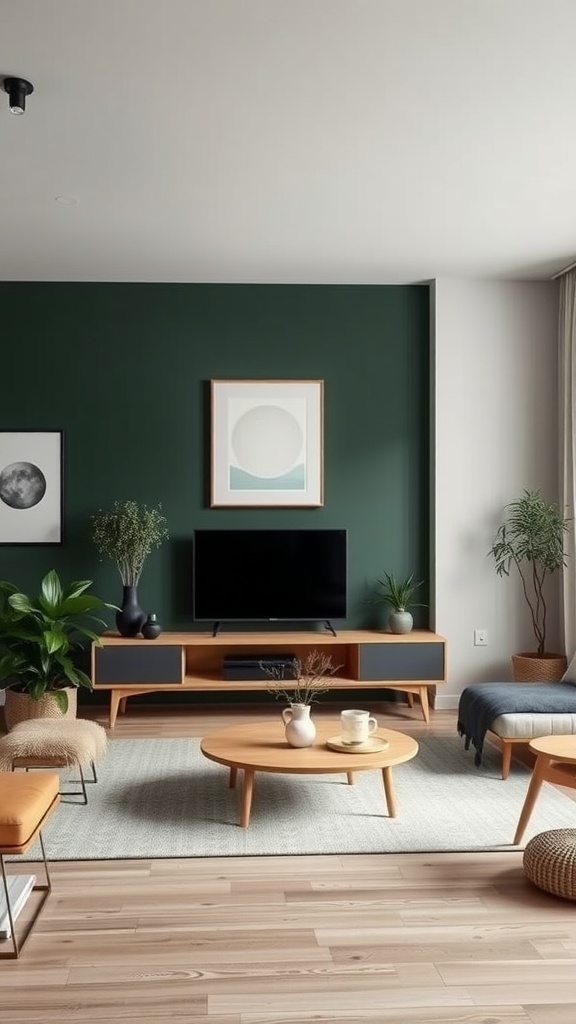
[{"left": 457, "top": 682, "right": 576, "bottom": 766}]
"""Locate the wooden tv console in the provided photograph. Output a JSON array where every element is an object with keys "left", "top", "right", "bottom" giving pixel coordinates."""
[{"left": 91, "top": 629, "right": 447, "bottom": 728}]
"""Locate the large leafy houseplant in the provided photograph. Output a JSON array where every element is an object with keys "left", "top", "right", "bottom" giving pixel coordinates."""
[
  {"left": 0, "top": 569, "right": 115, "bottom": 712},
  {"left": 488, "top": 489, "right": 570, "bottom": 661}
]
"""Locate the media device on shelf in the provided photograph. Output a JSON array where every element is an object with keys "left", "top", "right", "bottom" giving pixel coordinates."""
[{"left": 192, "top": 528, "right": 348, "bottom": 636}]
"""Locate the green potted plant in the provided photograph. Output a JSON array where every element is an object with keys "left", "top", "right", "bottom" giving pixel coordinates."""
[
  {"left": 370, "top": 571, "right": 426, "bottom": 634},
  {"left": 91, "top": 500, "right": 169, "bottom": 637},
  {"left": 488, "top": 488, "right": 570, "bottom": 680},
  {"left": 0, "top": 569, "right": 116, "bottom": 729}
]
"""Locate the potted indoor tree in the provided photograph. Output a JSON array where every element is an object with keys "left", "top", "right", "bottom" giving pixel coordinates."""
[
  {"left": 0, "top": 569, "right": 116, "bottom": 729},
  {"left": 488, "top": 488, "right": 570, "bottom": 680},
  {"left": 370, "top": 571, "right": 426, "bottom": 634},
  {"left": 91, "top": 500, "right": 169, "bottom": 637}
]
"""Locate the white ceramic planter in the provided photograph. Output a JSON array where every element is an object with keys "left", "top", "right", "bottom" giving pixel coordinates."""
[{"left": 388, "top": 610, "right": 413, "bottom": 634}]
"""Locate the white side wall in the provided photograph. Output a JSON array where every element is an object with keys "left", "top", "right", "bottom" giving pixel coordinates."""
[{"left": 433, "top": 278, "right": 560, "bottom": 709}]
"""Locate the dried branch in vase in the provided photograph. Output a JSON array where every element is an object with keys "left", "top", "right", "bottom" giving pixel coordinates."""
[{"left": 261, "top": 650, "right": 342, "bottom": 706}]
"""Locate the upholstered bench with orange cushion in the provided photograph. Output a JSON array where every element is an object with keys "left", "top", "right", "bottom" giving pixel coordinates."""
[{"left": 0, "top": 771, "right": 60, "bottom": 958}]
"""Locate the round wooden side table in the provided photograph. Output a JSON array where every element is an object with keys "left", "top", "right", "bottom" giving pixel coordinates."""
[{"left": 513, "top": 735, "right": 576, "bottom": 845}]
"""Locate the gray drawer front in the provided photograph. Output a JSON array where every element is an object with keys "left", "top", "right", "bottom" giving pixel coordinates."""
[
  {"left": 95, "top": 646, "right": 182, "bottom": 685},
  {"left": 358, "top": 643, "right": 444, "bottom": 681}
]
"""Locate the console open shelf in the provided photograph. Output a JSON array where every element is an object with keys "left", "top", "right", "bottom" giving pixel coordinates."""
[{"left": 91, "top": 629, "right": 447, "bottom": 728}]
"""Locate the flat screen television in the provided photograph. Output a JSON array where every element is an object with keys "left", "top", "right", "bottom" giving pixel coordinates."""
[{"left": 193, "top": 528, "right": 347, "bottom": 631}]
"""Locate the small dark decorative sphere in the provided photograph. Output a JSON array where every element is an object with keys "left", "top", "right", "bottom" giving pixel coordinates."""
[{"left": 142, "top": 613, "right": 162, "bottom": 640}]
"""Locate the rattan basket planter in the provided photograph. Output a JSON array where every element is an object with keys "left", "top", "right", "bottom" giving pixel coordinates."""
[
  {"left": 523, "top": 828, "right": 576, "bottom": 900},
  {"left": 3, "top": 688, "right": 78, "bottom": 731},
  {"left": 511, "top": 653, "right": 567, "bottom": 682}
]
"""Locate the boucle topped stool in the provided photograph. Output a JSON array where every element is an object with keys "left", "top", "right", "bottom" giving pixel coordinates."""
[
  {"left": 523, "top": 829, "right": 576, "bottom": 900},
  {"left": 0, "top": 770, "right": 60, "bottom": 958},
  {"left": 0, "top": 719, "right": 107, "bottom": 804}
]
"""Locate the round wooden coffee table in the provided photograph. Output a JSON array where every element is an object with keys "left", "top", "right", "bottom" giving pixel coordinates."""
[
  {"left": 513, "top": 735, "right": 576, "bottom": 845},
  {"left": 200, "top": 719, "right": 419, "bottom": 827}
]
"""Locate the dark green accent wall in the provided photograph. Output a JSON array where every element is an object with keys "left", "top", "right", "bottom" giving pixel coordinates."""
[{"left": 0, "top": 283, "right": 430, "bottom": 632}]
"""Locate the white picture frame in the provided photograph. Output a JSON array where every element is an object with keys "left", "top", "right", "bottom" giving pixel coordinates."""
[
  {"left": 0, "top": 431, "right": 63, "bottom": 544},
  {"left": 210, "top": 379, "right": 324, "bottom": 507}
]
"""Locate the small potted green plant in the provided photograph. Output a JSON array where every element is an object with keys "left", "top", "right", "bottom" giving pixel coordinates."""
[
  {"left": 370, "top": 571, "right": 426, "bottom": 634},
  {"left": 91, "top": 500, "right": 169, "bottom": 637},
  {"left": 0, "top": 569, "right": 116, "bottom": 729},
  {"left": 488, "top": 488, "right": 570, "bottom": 680}
]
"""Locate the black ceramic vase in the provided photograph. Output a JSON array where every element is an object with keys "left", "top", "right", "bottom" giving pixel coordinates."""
[
  {"left": 116, "top": 586, "right": 146, "bottom": 637},
  {"left": 142, "top": 612, "right": 162, "bottom": 640}
]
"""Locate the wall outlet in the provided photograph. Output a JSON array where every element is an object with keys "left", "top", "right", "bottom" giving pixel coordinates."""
[{"left": 474, "top": 628, "right": 488, "bottom": 646}]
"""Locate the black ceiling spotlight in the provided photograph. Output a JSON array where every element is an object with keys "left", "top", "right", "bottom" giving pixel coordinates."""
[{"left": 2, "top": 76, "right": 34, "bottom": 115}]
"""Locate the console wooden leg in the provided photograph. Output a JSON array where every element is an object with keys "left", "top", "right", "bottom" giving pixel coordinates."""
[
  {"left": 405, "top": 692, "right": 414, "bottom": 708},
  {"left": 119, "top": 697, "right": 128, "bottom": 714},
  {"left": 513, "top": 754, "right": 550, "bottom": 845},
  {"left": 240, "top": 770, "right": 255, "bottom": 828},
  {"left": 381, "top": 766, "right": 397, "bottom": 817},
  {"left": 109, "top": 691, "right": 122, "bottom": 730},
  {"left": 418, "top": 686, "right": 430, "bottom": 724}
]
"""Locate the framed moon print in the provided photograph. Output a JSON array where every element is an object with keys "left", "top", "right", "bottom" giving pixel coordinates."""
[
  {"left": 0, "top": 431, "right": 63, "bottom": 544},
  {"left": 210, "top": 380, "right": 324, "bottom": 507}
]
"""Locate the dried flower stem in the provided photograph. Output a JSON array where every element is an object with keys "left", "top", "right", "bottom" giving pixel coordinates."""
[{"left": 261, "top": 650, "right": 341, "bottom": 705}]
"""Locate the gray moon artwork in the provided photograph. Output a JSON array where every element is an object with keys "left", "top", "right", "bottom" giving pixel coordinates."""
[{"left": 0, "top": 461, "right": 47, "bottom": 509}]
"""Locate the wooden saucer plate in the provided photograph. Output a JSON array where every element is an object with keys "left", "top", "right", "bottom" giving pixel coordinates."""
[{"left": 326, "top": 735, "right": 390, "bottom": 754}]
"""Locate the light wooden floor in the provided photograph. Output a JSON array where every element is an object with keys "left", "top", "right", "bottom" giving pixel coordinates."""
[{"left": 2, "top": 698, "right": 576, "bottom": 1023}]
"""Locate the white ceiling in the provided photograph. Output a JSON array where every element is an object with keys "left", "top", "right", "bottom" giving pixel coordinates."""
[{"left": 2, "top": 0, "right": 576, "bottom": 284}]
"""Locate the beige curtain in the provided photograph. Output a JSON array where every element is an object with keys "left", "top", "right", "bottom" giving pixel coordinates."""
[{"left": 559, "top": 270, "right": 576, "bottom": 656}]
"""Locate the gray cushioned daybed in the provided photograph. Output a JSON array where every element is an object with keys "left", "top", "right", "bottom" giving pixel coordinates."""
[{"left": 457, "top": 666, "right": 576, "bottom": 779}]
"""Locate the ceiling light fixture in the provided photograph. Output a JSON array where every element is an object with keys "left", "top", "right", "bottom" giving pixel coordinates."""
[{"left": 2, "top": 76, "right": 34, "bottom": 115}]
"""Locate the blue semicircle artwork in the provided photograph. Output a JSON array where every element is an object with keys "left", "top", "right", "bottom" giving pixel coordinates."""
[{"left": 230, "top": 464, "right": 305, "bottom": 490}]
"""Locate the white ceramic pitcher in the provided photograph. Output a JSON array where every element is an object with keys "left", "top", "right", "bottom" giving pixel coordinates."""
[{"left": 281, "top": 703, "right": 317, "bottom": 748}]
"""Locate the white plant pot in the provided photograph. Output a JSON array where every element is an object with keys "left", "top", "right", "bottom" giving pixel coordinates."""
[{"left": 388, "top": 611, "right": 413, "bottom": 634}]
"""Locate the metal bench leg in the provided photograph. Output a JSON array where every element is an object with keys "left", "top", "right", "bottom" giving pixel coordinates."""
[{"left": 0, "top": 830, "right": 52, "bottom": 960}]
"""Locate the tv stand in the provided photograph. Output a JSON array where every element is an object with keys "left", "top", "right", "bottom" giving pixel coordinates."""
[{"left": 91, "top": 629, "right": 447, "bottom": 728}]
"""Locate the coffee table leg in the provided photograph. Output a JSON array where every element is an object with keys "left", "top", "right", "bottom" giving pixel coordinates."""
[
  {"left": 240, "top": 769, "right": 255, "bottom": 828},
  {"left": 347, "top": 772, "right": 355, "bottom": 785},
  {"left": 381, "top": 766, "right": 397, "bottom": 817},
  {"left": 229, "top": 767, "right": 238, "bottom": 789},
  {"left": 513, "top": 754, "right": 551, "bottom": 845}
]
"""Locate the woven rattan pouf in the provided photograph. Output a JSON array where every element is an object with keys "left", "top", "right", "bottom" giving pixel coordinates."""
[{"left": 523, "top": 828, "right": 576, "bottom": 900}]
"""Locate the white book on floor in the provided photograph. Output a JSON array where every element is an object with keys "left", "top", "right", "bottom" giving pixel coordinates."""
[{"left": 0, "top": 875, "right": 36, "bottom": 940}]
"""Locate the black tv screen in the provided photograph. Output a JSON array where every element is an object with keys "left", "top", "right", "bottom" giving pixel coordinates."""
[{"left": 193, "top": 528, "right": 347, "bottom": 625}]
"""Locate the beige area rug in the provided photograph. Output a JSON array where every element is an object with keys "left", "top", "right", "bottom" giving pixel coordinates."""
[{"left": 14, "top": 734, "right": 576, "bottom": 860}]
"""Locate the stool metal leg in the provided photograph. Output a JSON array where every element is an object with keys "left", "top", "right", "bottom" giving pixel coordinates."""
[
  {"left": 0, "top": 830, "right": 52, "bottom": 960},
  {"left": 59, "top": 762, "right": 88, "bottom": 804},
  {"left": 22, "top": 762, "right": 91, "bottom": 804}
]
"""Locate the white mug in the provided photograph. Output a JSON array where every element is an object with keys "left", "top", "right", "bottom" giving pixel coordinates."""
[{"left": 340, "top": 709, "right": 378, "bottom": 745}]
